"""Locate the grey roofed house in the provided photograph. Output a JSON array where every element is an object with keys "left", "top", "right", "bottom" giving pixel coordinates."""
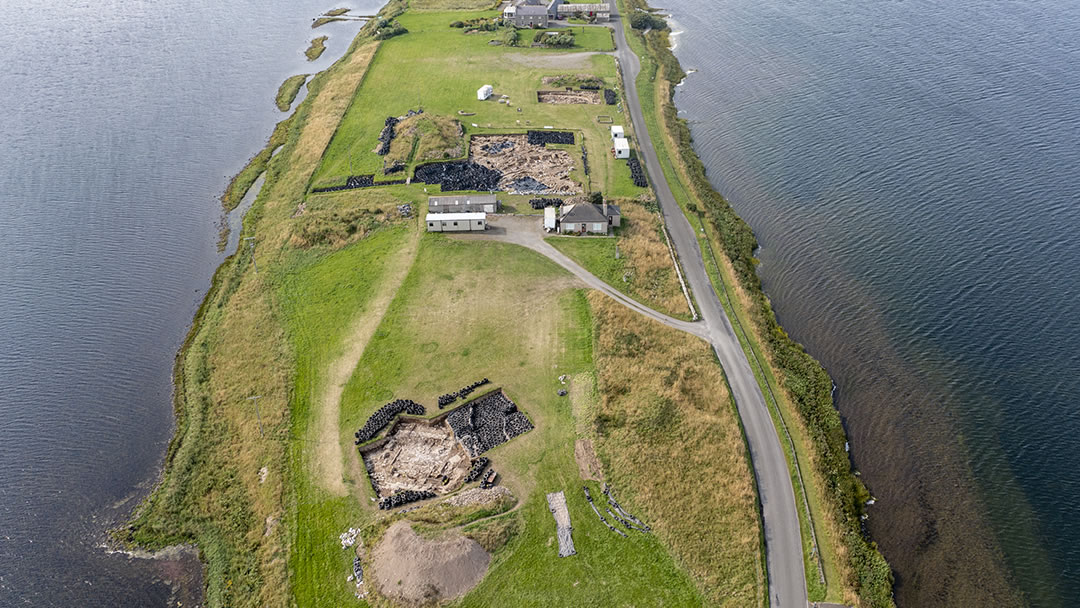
[
  {"left": 559, "top": 202, "right": 621, "bottom": 234},
  {"left": 428, "top": 194, "right": 499, "bottom": 214},
  {"left": 514, "top": 4, "right": 551, "bottom": 27}
]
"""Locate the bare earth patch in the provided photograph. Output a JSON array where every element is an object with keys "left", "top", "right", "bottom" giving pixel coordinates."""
[
  {"left": 373, "top": 521, "right": 490, "bottom": 604},
  {"left": 574, "top": 439, "right": 603, "bottom": 481},
  {"left": 507, "top": 51, "right": 604, "bottom": 69},
  {"left": 313, "top": 229, "right": 420, "bottom": 495}
]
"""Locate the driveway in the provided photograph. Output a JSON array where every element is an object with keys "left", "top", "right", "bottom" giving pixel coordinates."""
[{"left": 456, "top": 215, "right": 707, "bottom": 339}]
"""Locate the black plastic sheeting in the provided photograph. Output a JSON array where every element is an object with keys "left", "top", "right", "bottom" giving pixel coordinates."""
[
  {"left": 354, "top": 399, "right": 426, "bottom": 444},
  {"left": 526, "top": 130, "right": 575, "bottom": 146},
  {"left": 413, "top": 160, "right": 501, "bottom": 192}
]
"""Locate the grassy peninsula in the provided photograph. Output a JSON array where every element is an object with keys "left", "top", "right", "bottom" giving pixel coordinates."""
[{"left": 124, "top": 0, "right": 891, "bottom": 606}]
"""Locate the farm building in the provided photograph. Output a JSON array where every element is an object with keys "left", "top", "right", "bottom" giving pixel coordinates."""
[
  {"left": 513, "top": 4, "right": 551, "bottom": 27},
  {"left": 544, "top": 205, "right": 558, "bottom": 231},
  {"left": 558, "top": 202, "right": 620, "bottom": 234},
  {"left": 610, "top": 125, "right": 625, "bottom": 139},
  {"left": 477, "top": 84, "right": 494, "bottom": 101},
  {"left": 555, "top": 2, "right": 610, "bottom": 20},
  {"left": 426, "top": 212, "right": 487, "bottom": 232},
  {"left": 613, "top": 137, "right": 630, "bottom": 159},
  {"left": 429, "top": 194, "right": 499, "bottom": 214}
]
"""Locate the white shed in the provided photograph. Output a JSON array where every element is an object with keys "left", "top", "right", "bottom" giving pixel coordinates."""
[
  {"left": 426, "top": 212, "right": 487, "bottom": 232},
  {"left": 477, "top": 84, "right": 494, "bottom": 101},
  {"left": 610, "top": 125, "right": 625, "bottom": 139},
  {"left": 613, "top": 137, "right": 630, "bottom": 159},
  {"left": 544, "top": 205, "right": 557, "bottom": 231}
]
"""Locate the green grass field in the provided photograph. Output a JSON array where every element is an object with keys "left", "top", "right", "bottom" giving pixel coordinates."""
[
  {"left": 312, "top": 11, "right": 642, "bottom": 198},
  {"left": 273, "top": 230, "right": 705, "bottom": 606}
]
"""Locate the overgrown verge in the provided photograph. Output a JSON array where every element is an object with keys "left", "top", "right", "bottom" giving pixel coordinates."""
[
  {"left": 621, "top": 0, "right": 895, "bottom": 604},
  {"left": 588, "top": 291, "right": 765, "bottom": 607}
]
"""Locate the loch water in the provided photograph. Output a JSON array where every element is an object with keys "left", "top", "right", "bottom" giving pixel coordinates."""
[
  {"left": 0, "top": 1, "right": 376, "bottom": 604},
  {"left": 667, "top": 0, "right": 1080, "bottom": 604}
]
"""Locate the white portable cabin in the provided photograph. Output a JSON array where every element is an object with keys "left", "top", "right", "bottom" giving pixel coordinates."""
[
  {"left": 613, "top": 137, "right": 630, "bottom": 159},
  {"left": 544, "top": 206, "right": 557, "bottom": 231},
  {"left": 477, "top": 84, "right": 494, "bottom": 101},
  {"left": 426, "top": 212, "right": 487, "bottom": 232},
  {"left": 610, "top": 125, "right": 625, "bottom": 139}
]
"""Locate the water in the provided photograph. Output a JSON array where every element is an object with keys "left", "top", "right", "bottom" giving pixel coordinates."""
[
  {"left": 0, "top": 1, "right": 375, "bottom": 604},
  {"left": 667, "top": 0, "right": 1080, "bottom": 604}
]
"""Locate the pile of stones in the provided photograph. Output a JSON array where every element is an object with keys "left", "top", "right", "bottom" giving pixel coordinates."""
[
  {"left": 354, "top": 399, "right": 426, "bottom": 444},
  {"left": 384, "top": 160, "right": 406, "bottom": 175},
  {"left": 397, "top": 203, "right": 412, "bottom": 218},
  {"left": 529, "top": 197, "right": 563, "bottom": 209},
  {"left": 413, "top": 160, "right": 502, "bottom": 191},
  {"left": 378, "top": 489, "right": 436, "bottom": 510},
  {"left": 604, "top": 89, "right": 617, "bottom": 105},
  {"left": 463, "top": 457, "right": 490, "bottom": 483},
  {"left": 526, "top": 130, "right": 575, "bottom": 146},
  {"left": 627, "top": 157, "right": 648, "bottom": 188}
]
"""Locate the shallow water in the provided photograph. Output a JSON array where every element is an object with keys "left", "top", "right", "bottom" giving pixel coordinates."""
[
  {"left": 0, "top": 1, "right": 375, "bottom": 604},
  {"left": 667, "top": 0, "right": 1080, "bottom": 604}
]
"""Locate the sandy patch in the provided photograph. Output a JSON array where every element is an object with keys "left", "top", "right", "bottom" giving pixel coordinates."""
[
  {"left": 574, "top": 439, "right": 603, "bottom": 481},
  {"left": 373, "top": 521, "right": 490, "bottom": 604}
]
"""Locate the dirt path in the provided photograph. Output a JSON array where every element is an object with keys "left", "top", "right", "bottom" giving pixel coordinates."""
[{"left": 313, "top": 227, "right": 420, "bottom": 496}]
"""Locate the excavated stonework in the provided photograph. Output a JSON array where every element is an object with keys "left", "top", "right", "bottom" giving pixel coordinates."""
[
  {"left": 361, "top": 419, "right": 471, "bottom": 499},
  {"left": 470, "top": 134, "right": 580, "bottom": 195},
  {"left": 537, "top": 89, "right": 601, "bottom": 104}
]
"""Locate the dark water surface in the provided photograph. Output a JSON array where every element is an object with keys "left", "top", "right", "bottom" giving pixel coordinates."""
[
  {"left": 0, "top": 1, "right": 375, "bottom": 604},
  {"left": 667, "top": 0, "right": 1080, "bottom": 605}
]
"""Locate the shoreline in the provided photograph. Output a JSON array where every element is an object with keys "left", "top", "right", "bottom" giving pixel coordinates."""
[{"left": 129, "top": 0, "right": 891, "bottom": 605}]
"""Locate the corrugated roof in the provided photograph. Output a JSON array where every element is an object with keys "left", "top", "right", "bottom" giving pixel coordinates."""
[
  {"left": 425, "top": 212, "right": 486, "bottom": 221},
  {"left": 429, "top": 194, "right": 497, "bottom": 205},
  {"left": 613, "top": 138, "right": 630, "bottom": 149}
]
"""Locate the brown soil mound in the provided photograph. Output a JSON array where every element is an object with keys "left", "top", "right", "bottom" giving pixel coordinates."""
[{"left": 373, "top": 521, "right": 491, "bottom": 605}]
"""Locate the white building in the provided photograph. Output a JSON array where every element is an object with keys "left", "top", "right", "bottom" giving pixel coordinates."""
[
  {"left": 429, "top": 194, "right": 499, "bottom": 214},
  {"left": 610, "top": 125, "right": 625, "bottom": 139},
  {"left": 477, "top": 84, "right": 494, "bottom": 101},
  {"left": 544, "top": 205, "right": 557, "bottom": 231},
  {"left": 426, "top": 212, "right": 487, "bottom": 232},
  {"left": 613, "top": 137, "right": 630, "bottom": 159}
]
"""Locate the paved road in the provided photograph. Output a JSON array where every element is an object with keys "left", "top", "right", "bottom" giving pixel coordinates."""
[{"left": 608, "top": 7, "right": 809, "bottom": 607}]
